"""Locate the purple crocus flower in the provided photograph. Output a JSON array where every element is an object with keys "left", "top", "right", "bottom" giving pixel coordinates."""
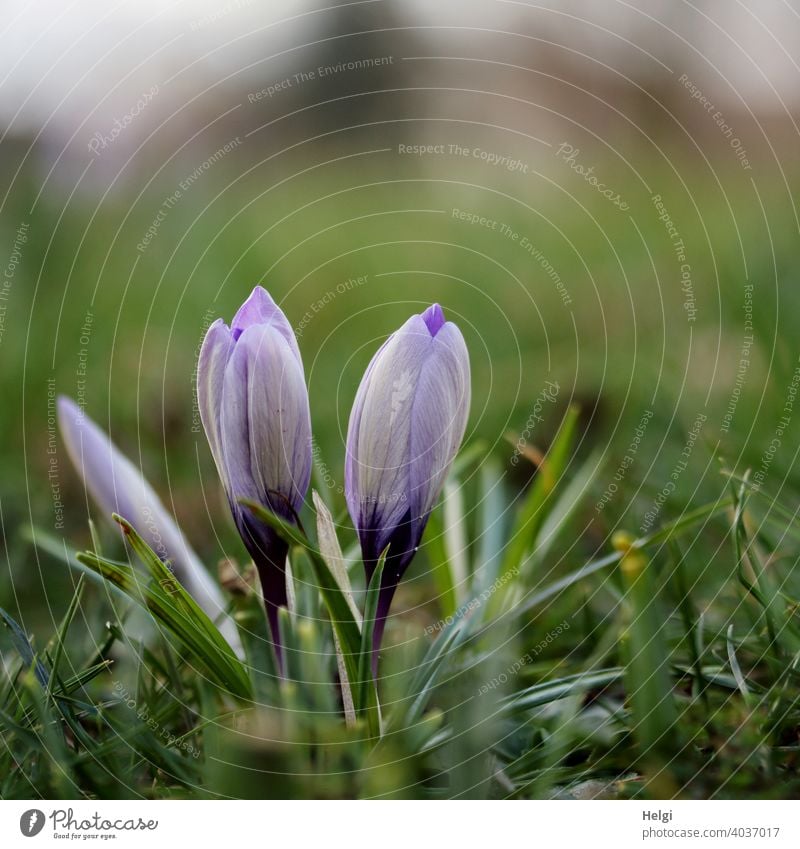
[
  {"left": 57, "top": 396, "right": 242, "bottom": 655},
  {"left": 197, "top": 286, "right": 312, "bottom": 657},
  {"left": 345, "top": 304, "right": 470, "bottom": 669}
]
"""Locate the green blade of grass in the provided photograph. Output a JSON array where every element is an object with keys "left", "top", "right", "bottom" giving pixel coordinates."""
[
  {"left": 501, "top": 667, "right": 624, "bottom": 715},
  {"left": 399, "top": 614, "right": 472, "bottom": 728},
  {"left": 45, "top": 575, "right": 86, "bottom": 700},
  {"left": 424, "top": 509, "right": 458, "bottom": 620},
  {"left": 0, "top": 607, "right": 49, "bottom": 687},
  {"left": 726, "top": 624, "right": 753, "bottom": 708},
  {"left": 615, "top": 534, "right": 678, "bottom": 769},
  {"left": 502, "top": 406, "right": 580, "bottom": 580},
  {"left": 474, "top": 459, "right": 505, "bottom": 591},
  {"left": 23, "top": 525, "right": 131, "bottom": 606}
]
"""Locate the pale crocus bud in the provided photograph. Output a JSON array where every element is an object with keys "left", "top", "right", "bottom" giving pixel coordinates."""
[
  {"left": 57, "top": 396, "right": 242, "bottom": 655},
  {"left": 345, "top": 304, "right": 470, "bottom": 668},
  {"left": 197, "top": 286, "right": 312, "bottom": 655}
]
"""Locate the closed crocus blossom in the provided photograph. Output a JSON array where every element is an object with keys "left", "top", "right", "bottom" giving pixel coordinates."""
[
  {"left": 57, "top": 396, "right": 242, "bottom": 655},
  {"left": 197, "top": 286, "right": 312, "bottom": 653},
  {"left": 345, "top": 304, "right": 470, "bottom": 667}
]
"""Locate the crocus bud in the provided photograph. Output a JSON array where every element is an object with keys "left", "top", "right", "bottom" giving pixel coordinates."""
[
  {"left": 197, "top": 286, "right": 312, "bottom": 653},
  {"left": 345, "top": 304, "right": 470, "bottom": 667},
  {"left": 57, "top": 396, "right": 242, "bottom": 655}
]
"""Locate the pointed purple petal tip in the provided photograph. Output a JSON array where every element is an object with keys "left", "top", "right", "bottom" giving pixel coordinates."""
[
  {"left": 231, "top": 286, "right": 278, "bottom": 340},
  {"left": 421, "top": 303, "right": 446, "bottom": 337}
]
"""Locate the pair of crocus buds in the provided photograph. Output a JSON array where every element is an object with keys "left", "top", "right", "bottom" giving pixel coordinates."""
[
  {"left": 56, "top": 288, "right": 470, "bottom": 671},
  {"left": 198, "top": 287, "right": 471, "bottom": 670}
]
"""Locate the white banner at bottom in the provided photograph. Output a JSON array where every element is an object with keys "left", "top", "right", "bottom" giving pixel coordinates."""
[{"left": 0, "top": 800, "right": 796, "bottom": 847}]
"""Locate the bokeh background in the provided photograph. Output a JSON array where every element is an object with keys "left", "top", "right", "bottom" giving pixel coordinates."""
[{"left": 1, "top": 1, "right": 798, "bottom": 638}]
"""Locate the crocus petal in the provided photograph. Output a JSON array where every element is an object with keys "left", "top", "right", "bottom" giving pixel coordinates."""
[
  {"left": 421, "top": 303, "right": 446, "bottom": 336},
  {"left": 220, "top": 323, "right": 312, "bottom": 517},
  {"left": 245, "top": 328, "right": 312, "bottom": 516},
  {"left": 345, "top": 309, "right": 471, "bottom": 568},
  {"left": 345, "top": 315, "right": 434, "bottom": 557},
  {"left": 408, "top": 322, "right": 471, "bottom": 526},
  {"left": 197, "top": 318, "right": 233, "bottom": 476},
  {"left": 231, "top": 286, "right": 301, "bottom": 365},
  {"left": 57, "top": 397, "right": 242, "bottom": 655}
]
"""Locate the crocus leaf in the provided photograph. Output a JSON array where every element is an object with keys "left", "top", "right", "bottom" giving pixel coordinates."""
[
  {"left": 475, "top": 459, "right": 506, "bottom": 589},
  {"left": 313, "top": 490, "right": 360, "bottom": 622},
  {"left": 76, "top": 516, "right": 251, "bottom": 700},
  {"left": 442, "top": 480, "right": 469, "bottom": 597},
  {"left": 423, "top": 510, "right": 458, "bottom": 621},
  {"left": 357, "top": 551, "right": 385, "bottom": 738},
  {"left": 240, "top": 498, "right": 362, "bottom": 691},
  {"left": 313, "top": 490, "right": 358, "bottom": 726}
]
